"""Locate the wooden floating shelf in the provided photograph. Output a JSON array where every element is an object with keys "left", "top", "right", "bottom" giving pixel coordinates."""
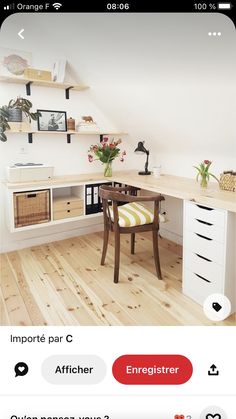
[
  {"left": 6, "top": 130, "right": 127, "bottom": 144},
  {"left": 0, "top": 75, "right": 89, "bottom": 98},
  {"left": 7, "top": 130, "right": 127, "bottom": 135}
]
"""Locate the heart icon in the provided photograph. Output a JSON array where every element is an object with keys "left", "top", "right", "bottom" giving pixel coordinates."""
[
  {"left": 18, "top": 366, "right": 25, "bottom": 372},
  {"left": 206, "top": 415, "right": 221, "bottom": 419},
  {"left": 174, "top": 415, "right": 185, "bottom": 419}
]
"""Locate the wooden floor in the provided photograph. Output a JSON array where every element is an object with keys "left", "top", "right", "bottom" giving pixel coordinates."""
[{"left": 0, "top": 232, "right": 235, "bottom": 326}]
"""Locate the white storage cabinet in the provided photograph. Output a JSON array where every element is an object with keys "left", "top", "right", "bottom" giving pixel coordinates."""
[{"left": 183, "top": 200, "right": 235, "bottom": 313}]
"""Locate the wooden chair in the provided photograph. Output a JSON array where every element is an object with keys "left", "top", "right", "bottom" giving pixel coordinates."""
[{"left": 99, "top": 184, "right": 165, "bottom": 283}]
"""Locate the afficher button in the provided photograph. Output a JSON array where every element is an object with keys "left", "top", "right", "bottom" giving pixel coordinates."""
[
  {"left": 42, "top": 355, "right": 106, "bottom": 384},
  {"left": 112, "top": 354, "right": 193, "bottom": 385}
]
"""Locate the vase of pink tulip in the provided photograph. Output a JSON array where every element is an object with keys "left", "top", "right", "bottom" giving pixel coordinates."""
[
  {"left": 194, "top": 159, "right": 219, "bottom": 188},
  {"left": 88, "top": 137, "right": 126, "bottom": 177}
]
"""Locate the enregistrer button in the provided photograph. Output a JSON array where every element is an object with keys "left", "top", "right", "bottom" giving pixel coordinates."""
[{"left": 112, "top": 354, "right": 193, "bottom": 385}]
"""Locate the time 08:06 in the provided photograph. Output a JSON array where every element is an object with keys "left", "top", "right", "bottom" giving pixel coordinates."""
[{"left": 107, "top": 3, "right": 130, "bottom": 10}]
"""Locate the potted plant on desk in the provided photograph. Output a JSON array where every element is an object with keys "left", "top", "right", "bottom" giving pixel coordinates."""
[
  {"left": 0, "top": 97, "right": 41, "bottom": 142},
  {"left": 194, "top": 159, "right": 219, "bottom": 188}
]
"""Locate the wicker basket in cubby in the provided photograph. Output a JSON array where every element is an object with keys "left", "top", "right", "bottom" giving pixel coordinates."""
[{"left": 14, "top": 189, "right": 50, "bottom": 227}]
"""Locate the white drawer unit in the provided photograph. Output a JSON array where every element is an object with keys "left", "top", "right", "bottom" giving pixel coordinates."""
[{"left": 183, "top": 200, "right": 235, "bottom": 313}]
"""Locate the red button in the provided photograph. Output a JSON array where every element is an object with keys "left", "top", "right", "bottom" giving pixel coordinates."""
[{"left": 112, "top": 355, "right": 193, "bottom": 385}]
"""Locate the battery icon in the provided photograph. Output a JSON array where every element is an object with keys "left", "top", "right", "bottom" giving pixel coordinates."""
[{"left": 217, "top": 3, "right": 232, "bottom": 9}]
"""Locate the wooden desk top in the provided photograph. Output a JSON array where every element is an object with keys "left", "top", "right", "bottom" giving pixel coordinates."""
[
  {"left": 5, "top": 172, "right": 107, "bottom": 189},
  {"left": 110, "top": 171, "right": 236, "bottom": 213},
  {"left": 5, "top": 170, "right": 236, "bottom": 213}
]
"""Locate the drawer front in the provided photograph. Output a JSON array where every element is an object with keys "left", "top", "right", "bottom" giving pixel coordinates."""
[
  {"left": 185, "top": 201, "right": 226, "bottom": 227},
  {"left": 184, "top": 250, "right": 223, "bottom": 285},
  {"left": 184, "top": 230, "right": 225, "bottom": 265},
  {"left": 53, "top": 207, "right": 84, "bottom": 220},
  {"left": 183, "top": 268, "right": 223, "bottom": 305},
  {"left": 53, "top": 198, "right": 84, "bottom": 211},
  {"left": 185, "top": 214, "right": 225, "bottom": 243}
]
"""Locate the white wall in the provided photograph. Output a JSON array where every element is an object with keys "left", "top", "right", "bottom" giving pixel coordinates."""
[
  {"left": 0, "top": 13, "right": 235, "bottom": 252},
  {"left": 0, "top": 82, "right": 137, "bottom": 252}
]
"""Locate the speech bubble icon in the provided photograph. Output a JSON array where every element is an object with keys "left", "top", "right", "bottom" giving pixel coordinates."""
[{"left": 14, "top": 362, "right": 29, "bottom": 377}]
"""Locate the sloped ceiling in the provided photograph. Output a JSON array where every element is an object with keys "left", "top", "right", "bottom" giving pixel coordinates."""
[{"left": 1, "top": 13, "right": 235, "bottom": 155}]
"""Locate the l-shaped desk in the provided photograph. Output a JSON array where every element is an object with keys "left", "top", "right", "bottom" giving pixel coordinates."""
[
  {"left": 110, "top": 171, "right": 236, "bottom": 313},
  {"left": 6, "top": 170, "right": 236, "bottom": 212},
  {"left": 5, "top": 170, "right": 236, "bottom": 313}
]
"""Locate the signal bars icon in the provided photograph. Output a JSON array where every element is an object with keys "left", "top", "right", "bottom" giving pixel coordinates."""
[
  {"left": 52, "top": 2, "right": 62, "bottom": 9},
  {"left": 4, "top": 5, "right": 10, "bottom": 10}
]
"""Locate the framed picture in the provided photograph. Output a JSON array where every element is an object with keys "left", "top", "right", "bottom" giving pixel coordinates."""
[{"left": 37, "top": 110, "right": 67, "bottom": 132}]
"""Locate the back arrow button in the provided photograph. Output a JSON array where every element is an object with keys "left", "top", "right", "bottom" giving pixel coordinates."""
[{"left": 18, "top": 29, "right": 24, "bottom": 39}]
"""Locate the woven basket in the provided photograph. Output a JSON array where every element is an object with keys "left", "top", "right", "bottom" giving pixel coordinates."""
[
  {"left": 219, "top": 173, "right": 236, "bottom": 192},
  {"left": 14, "top": 189, "right": 50, "bottom": 227}
]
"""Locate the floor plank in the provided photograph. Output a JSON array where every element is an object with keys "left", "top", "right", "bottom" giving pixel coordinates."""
[{"left": 0, "top": 232, "right": 235, "bottom": 326}]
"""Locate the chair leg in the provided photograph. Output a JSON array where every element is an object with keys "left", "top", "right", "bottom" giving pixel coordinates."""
[
  {"left": 114, "top": 229, "right": 120, "bottom": 283},
  {"left": 152, "top": 229, "right": 162, "bottom": 279},
  {"left": 131, "top": 232, "right": 135, "bottom": 254},
  {"left": 101, "top": 227, "right": 109, "bottom": 265}
]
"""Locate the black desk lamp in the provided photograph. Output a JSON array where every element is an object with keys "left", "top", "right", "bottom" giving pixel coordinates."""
[{"left": 134, "top": 141, "right": 151, "bottom": 175}]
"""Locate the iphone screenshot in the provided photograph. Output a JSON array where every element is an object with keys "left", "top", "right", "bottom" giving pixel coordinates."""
[{"left": 0, "top": 1, "right": 235, "bottom": 418}]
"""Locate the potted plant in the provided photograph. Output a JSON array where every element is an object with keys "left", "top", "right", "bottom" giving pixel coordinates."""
[
  {"left": 0, "top": 97, "right": 40, "bottom": 142},
  {"left": 194, "top": 159, "right": 219, "bottom": 188}
]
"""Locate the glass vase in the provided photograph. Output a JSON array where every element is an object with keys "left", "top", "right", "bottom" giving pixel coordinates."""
[
  {"left": 104, "top": 161, "right": 112, "bottom": 177},
  {"left": 200, "top": 175, "right": 208, "bottom": 188}
]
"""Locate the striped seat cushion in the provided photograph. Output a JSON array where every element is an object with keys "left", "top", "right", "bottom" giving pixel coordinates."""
[{"left": 109, "top": 202, "right": 154, "bottom": 227}]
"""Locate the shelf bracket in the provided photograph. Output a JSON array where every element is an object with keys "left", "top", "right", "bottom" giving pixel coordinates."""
[
  {"left": 26, "top": 81, "right": 32, "bottom": 96},
  {"left": 65, "top": 86, "right": 73, "bottom": 99},
  {"left": 28, "top": 133, "right": 33, "bottom": 143},
  {"left": 67, "top": 134, "right": 71, "bottom": 143}
]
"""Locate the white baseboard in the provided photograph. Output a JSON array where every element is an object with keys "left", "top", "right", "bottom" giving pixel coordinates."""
[
  {"left": 160, "top": 226, "right": 183, "bottom": 245},
  {"left": 1, "top": 223, "right": 104, "bottom": 253},
  {"left": 1, "top": 222, "right": 183, "bottom": 253}
]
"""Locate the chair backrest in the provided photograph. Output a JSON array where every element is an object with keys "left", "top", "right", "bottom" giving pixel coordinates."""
[
  {"left": 99, "top": 185, "right": 137, "bottom": 201},
  {"left": 99, "top": 184, "right": 164, "bottom": 229}
]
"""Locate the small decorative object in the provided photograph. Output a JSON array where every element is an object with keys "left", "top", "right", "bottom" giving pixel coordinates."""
[
  {"left": 153, "top": 165, "right": 161, "bottom": 177},
  {"left": 24, "top": 68, "right": 52, "bottom": 81},
  {"left": 219, "top": 171, "right": 236, "bottom": 192},
  {"left": 0, "top": 48, "right": 32, "bottom": 77},
  {"left": 193, "top": 159, "right": 219, "bottom": 188},
  {"left": 134, "top": 141, "right": 151, "bottom": 175},
  {"left": 0, "top": 97, "right": 40, "bottom": 142},
  {"left": 67, "top": 117, "right": 75, "bottom": 131},
  {"left": 37, "top": 110, "right": 67, "bottom": 132},
  {"left": 88, "top": 137, "right": 126, "bottom": 177},
  {"left": 77, "top": 115, "right": 99, "bottom": 132},
  {"left": 82, "top": 116, "right": 94, "bottom": 123}
]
